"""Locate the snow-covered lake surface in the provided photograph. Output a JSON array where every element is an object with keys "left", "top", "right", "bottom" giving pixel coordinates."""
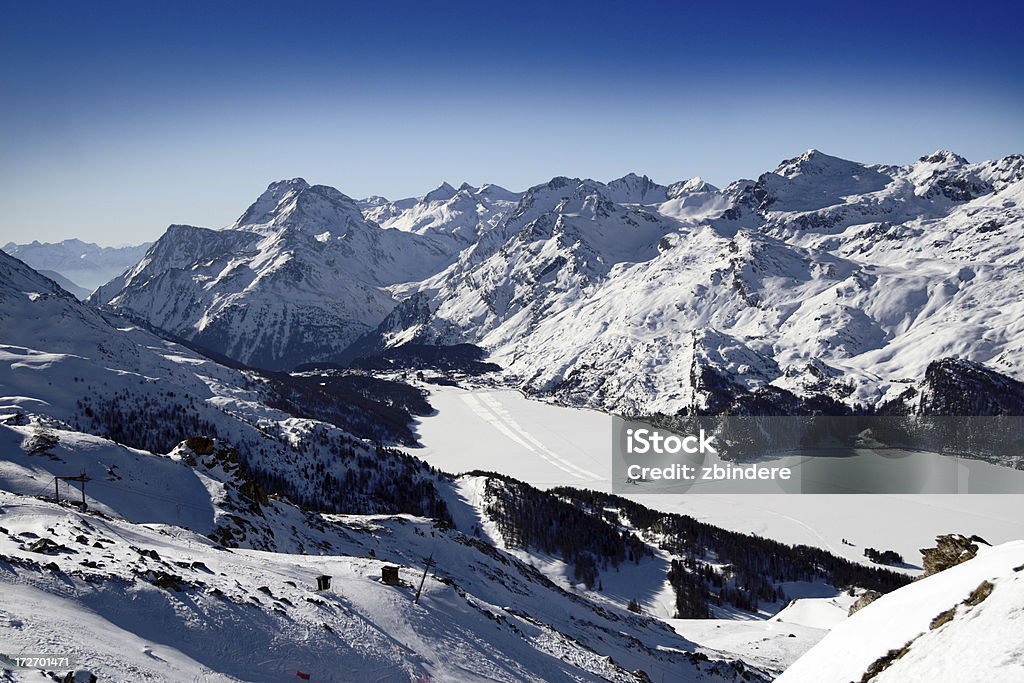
[{"left": 411, "top": 385, "right": 1024, "bottom": 568}]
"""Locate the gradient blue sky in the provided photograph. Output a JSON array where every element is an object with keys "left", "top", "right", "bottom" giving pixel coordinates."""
[{"left": 1, "top": 0, "right": 1022, "bottom": 245}]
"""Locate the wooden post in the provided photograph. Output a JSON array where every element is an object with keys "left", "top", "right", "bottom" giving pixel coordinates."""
[
  {"left": 414, "top": 555, "right": 435, "bottom": 604},
  {"left": 55, "top": 478, "right": 59, "bottom": 503}
]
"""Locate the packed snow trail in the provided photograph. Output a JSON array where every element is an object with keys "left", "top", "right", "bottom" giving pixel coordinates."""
[{"left": 463, "top": 391, "right": 603, "bottom": 482}]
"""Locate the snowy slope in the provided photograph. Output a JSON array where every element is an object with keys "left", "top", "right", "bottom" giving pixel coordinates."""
[
  {"left": 1, "top": 248, "right": 452, "bottom": 521},
  {"left": 0, "top": 419, "right": 764, "bottom": 682},
  {"left": 34, "top": 270, "right": 91, "bottom": 299},
  {"left": 1, "top": 248, "right": 781, "bottom": 682},
  {"left": 1, "top": 422, "right": 778, "bottom": 683},
  {"left": 777, "top": 540, "right": 1024, "bottom": 683}
]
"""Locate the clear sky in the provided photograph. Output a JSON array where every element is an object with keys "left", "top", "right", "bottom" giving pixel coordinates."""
[{"left": 1, "top": 0, "right": 1022, "bottom": 245}]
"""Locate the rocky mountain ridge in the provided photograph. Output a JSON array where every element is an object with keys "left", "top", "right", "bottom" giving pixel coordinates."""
[{"left": 82, "top": 150, "right": 1024, "bottom": 415}]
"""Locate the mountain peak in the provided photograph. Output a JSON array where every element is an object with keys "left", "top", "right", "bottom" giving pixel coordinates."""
[
  {"left": 359, "top": 194, "right": 391, "bottom": 207},
  {"left": 231, "top": 178, "right": 367, "bottom": 239},
  {"left": 918, "top": 150, "right": 968, "bottom": 166},
  {"left": 473, "top": 183, "right": 520, "bottom": 201},
  {"left": 56, "top": 238, "right": 90, "bottom": 248},
  {"left": 423, "top": 182, "right": 458, "bottom": 203},
  {"left": 604, "top": 172, "right": 668, "bottom": 204},
  {"left": 543, "top": 176, "right": 578, "bottom": 191},
  {"left": 669, "top": 176, "right": 719, "bottom": 197},
  {"left": 234, "top": 178, "right": 313, "bottom": 228},
  {"left": 606, "top": 172, "right": 656, "bottom": 187},
  {"left": 268, "top": 177, "right": 311, "bottom": 192},
  {"left": 774, "top": 149, "right": 866, "bottom": 179}
]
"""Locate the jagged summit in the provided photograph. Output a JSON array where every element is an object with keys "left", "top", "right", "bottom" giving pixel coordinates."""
[
  {"left": 773, "top": 149, "right": 866, "bottom": 178},
  {"left": 473, "top": 182, "right": 520, "bottom": 200},
  {"left": 604, "top": 172, "right": 668, "bottom": 204},
  {"left": 272, "top": 176, "right": 311, "bottom": 190},
  {"left": 232, "top": 177, "right": 309, "bottom": 228},
  {"left": 606, "top": 172, "right": 655, "bottom": 187},
  {"left": 359, "top": 194, "right": 390, "bottom": 206},
  {"left": 919, "top": 149, "right": 969, "bottom": 165},
  {"left": 232, "top": 179, "right": 368, "bottom": 239},
  {"left": 423, "top": 181, "right": 458, "bottom": 203},
  {"left": 683, "top": 176, "right": 715, "bottom": 191},
  {"left": 668, "top": 176, "right": 719, "bottom": 197}
]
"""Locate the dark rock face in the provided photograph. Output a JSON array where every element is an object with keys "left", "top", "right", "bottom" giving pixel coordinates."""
[
  {"left": 348, "top": 343, "right": 500, "bottom": 376},
  {"left": 879, "top": 359, "right": 1024, "bottom": 416},
  {"left": 337, "top": 292, "right": 435, "bottom": 364},
  {"left": 687, "top": 366, "right": 851, "bottom": 417},
  {"left": 920, "top": 534, "right": 986, "bottom": 577},
  {"left": 848, "top": 590, "right": 882, "bottom": 616},
  {"left": 919, "top": 359, "right": 1024, "bottom": 415}
]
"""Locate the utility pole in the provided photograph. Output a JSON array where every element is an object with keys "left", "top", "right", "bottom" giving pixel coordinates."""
[
  {"left": 414, "top": 554, "right": 435, "bottom": 604},
  {"left": 59, "top": 472, "right": 91, "bottom": 511}
]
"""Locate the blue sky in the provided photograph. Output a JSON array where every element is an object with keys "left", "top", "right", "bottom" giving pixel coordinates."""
[{"left": 1, "top": 0, "right": 1022, "bottom": 245}]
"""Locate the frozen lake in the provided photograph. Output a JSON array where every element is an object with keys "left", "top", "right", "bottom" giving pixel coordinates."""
[{"left": 409, "top": 384, "right": 1024, "bottom": 568}]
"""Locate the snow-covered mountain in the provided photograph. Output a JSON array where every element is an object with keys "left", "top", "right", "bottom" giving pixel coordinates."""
[
  {"left": 1, "top": 238, "right": 151, "bottom": 292},
  {"left": 382, "top": 150, "right": 1024, "bottom": 415},
  {"left": 89, "top": 179, "right": 470, "bottom": 369},
  {"left": 3, "top": 248, "right": 932, "bottom": 681},
  {"left": 359, "top": 181, "right": 522, "bottom": 249},
  {"left": 91, "top": 151, "right": 1024, "bottom": 415},
  {"left": 0, "top": 248, "right": 450, "bottom": 519}
]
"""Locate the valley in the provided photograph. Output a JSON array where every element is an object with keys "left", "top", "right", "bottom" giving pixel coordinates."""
[
  {"left": 2, "top": 146, "right": 1023, "bottom": 681},
  {"left": 411, "top": 383, "right": 1024, "bottom": 570}
]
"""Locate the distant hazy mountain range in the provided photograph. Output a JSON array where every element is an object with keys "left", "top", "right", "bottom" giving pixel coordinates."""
[{"left": 1, "top": 238, "right": 152, "bottom": 294}]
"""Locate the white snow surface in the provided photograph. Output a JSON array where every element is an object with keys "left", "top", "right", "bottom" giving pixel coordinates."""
[
  {"left": 777, "top": 541, "right": 1024, "bottom": 683},
  {"left": 412, "top": 384, "right": 1024, "bottom": 571}
]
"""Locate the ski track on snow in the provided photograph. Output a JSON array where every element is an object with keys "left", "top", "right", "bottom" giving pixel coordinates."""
[{"left": 460, "top": 392, "right": 603, "bottom": 482}]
